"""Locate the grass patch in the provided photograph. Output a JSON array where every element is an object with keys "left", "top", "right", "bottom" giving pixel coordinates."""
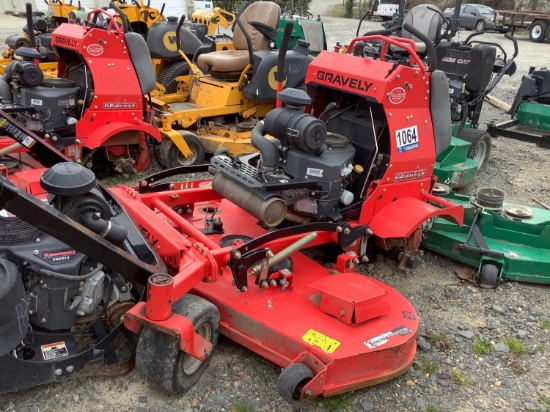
[
  {"left": 415, "top": 357, "right": 439, "bottom": 374},
  {"left": 232, "top": 403, "right": 254, "bottom": 412},
  {"left": 541, "top": 396, "right": 550, "bottom": 408},
  {"left": 323, "top": 393, "right": 352, "bottom": 411},
  {"left": 536, "top": 344, "right": 546, "bottom": 354},
  {"left": 425, "top": 330, "right": 447, "bottom": 344},
  {"left": 450, "top": 370, "right": 472, "bottom": 386},
  {"left": 426, "top": 407, "right": 440, "bottom": 412},
  {"left": 502, "top": 337, "right": 528, "bottom": 355},
  {"left": 425, "top": 330, "right": 448, "bottom": 346},
  {"left": 537, "top": 318, "right": 550, "bottom": 329},
  {"left": 472, "top": 337, "right": 494, "bottom": 356}
]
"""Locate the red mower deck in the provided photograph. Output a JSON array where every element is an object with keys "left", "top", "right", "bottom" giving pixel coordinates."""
[{"left": 115, "top": 184, "right": 418, "bottom": 399}]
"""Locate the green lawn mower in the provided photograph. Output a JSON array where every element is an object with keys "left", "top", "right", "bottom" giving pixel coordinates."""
[
  {"left": 432, "top": 29, "right": 518, "bottom": 189},
  {"left": 488, "top": 67, "right": 550, "bottom": 148},
  {"left": 356, "top": 2, "right": 518, "bottom": 189},
  {"left": 277, "top": 11, "right": 327, "bottom": 56}
]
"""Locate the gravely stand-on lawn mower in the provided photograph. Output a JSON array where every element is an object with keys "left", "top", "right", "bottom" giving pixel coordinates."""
[
  {"left": 0, "top": 3, "right": 160, "bottom": 174},
  {"left": 355, "top": 2, "right": 518, "bottom": 189},
  {"left": 0, "top": 24, "right": 464, "bottom": 399}
]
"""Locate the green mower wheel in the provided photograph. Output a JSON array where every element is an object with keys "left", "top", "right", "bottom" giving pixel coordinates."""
[
  {"left": 478, "top": 263, "right": 499, "bottom": 289},
  {"left": 135, "top": 294, "right": 220, "bottom": 394}
]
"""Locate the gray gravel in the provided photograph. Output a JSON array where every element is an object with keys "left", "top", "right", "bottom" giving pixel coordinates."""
[{"left": 1, "top": 4, "right": 549, "bottom": 412}]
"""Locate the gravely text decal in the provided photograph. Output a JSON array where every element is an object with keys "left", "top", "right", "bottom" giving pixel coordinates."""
[{"left": 317, "top": 70, "right": 374, "bottom": 92}]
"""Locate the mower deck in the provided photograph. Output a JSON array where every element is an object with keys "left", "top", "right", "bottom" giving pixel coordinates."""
[
  {"left": 423, "top": 192, "right": 550, "bottom": 284},
  {"left": 488, "top": 119, "right": 550, "bottom": 148},
  {"left": 114, "top": 186, "right": 418, "bottom": 398}
]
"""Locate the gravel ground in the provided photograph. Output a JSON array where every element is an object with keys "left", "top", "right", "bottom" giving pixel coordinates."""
[{"left": 0, "top": 4, "right": 549, "bottom": 412}]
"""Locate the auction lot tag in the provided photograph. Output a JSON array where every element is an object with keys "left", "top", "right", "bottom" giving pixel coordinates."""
[
  {"left": 395, "top": 125, "right": 419, "bottom": 153},
  {"left": 41, "top": 341, "right": 69, "bottom": 360},
  {"left": 302, "top": 329, "right": 341, "bottom": 354}
]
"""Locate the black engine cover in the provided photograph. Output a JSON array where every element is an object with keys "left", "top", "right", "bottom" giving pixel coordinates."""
[
  {"left": 435, "top": 42, "right": 496, "bottom": 93},
  {"left": 0, "top": 259, "right": 28, "bottom": 355}
]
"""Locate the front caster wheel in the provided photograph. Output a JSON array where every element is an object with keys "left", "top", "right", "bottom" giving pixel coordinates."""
[
  {"left": 136, "top": 294, "right": 220, "bottom": 394},
  {"left": 478, "top": 263, "right": 499, "bottom": 289},
  {"left": 159, "top": 131, "right": 205, "bottom": 168},
  {"left": 277, "top": 363, "right": 314, "bottom": 403}
]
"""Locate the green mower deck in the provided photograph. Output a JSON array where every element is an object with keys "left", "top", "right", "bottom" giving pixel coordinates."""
[{"left": 422, "top": 192, "right": 550, "bottom": 285}]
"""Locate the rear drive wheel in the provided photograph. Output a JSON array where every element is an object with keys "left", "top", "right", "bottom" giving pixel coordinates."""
[
  {"left": 475, "top": 19, "right": 486, "bottom": 32},
  {"left": 458, "top": 128, "right": 491, "bottom": 173},
  {"left": 159, "top": 131, "right": 205, "bottom": 168},
  {"left": 277, "top": 363, "right": 314, "bottom": 403},
  {"left": 136, "top": 294, "right": 220, "bottom": 394},
  {"left": 157, "top": 61, "right": 190, "bottom": 94},
  {"left": 478, "top": 264, "right": 499, "bottom": 289},
  {"left": 529, "top": 20, "right": 548, "bottom": 43}
]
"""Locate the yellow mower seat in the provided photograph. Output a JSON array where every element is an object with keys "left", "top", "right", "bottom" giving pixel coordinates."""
[{"left": 197, "top": 1, "right": 280, "bottom": 73}]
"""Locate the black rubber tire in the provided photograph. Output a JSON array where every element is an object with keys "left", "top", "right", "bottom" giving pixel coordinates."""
[
  {"left": 546, "top": 25, "right": 550, "bottom": 43},
  {"left": 277, "top": 363, "right": 314, "bottom": 403},
  {"left": 135, "top": 294, "right": 220, "bottom": 394},
  {"left": 475, "top": 19, "right": 486, "bottom": 32},
  {"left": 152, "top": 140, "right": 166, "bottom": 168},
  {"left": 478, "top": 263, "right": 499, "bottom": 289},
  {"left": 457, "top": 128, "right": 491, "bottom": 173},
  {"left": 529, "top": 21, "right": 548, "bottom": 43},
  {"left": 159, "top": 132, "right": 205, "bottom": 168},
  {"left": 213, "top": 146, "right": 230, "bottom": 157},
  {"left": 157, "top": 61, "right": 190, "bottom": 94}
]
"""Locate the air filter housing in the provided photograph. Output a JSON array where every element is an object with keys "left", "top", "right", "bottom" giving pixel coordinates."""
[{"left": 40, "top": 162, "right": 96, "bottom": 196}]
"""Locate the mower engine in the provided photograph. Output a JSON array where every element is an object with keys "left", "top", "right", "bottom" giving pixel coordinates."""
[
  {"left": 435, "top": 42, "right": 497, "bottom": 124},
  {"left": 211, "top": 89, "right": 356, "bottom": 226},
  {"left": 0, "top": 47, "right": 80, "bottom": 133},
  {"left": 0, "top": 163, "right": 132, "bottom": 357}
]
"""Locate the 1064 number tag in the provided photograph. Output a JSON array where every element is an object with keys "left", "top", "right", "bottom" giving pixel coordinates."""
[{"left": 395, "top": 125, "right": 419, "bottom": 153}]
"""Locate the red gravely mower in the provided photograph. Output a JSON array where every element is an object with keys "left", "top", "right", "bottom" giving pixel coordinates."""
[
  {"left": 0, "top": 3, "right": 160, "bottom": 174},
  {"left": 0, "top": 24, "right": 464, "bottom": 401}
]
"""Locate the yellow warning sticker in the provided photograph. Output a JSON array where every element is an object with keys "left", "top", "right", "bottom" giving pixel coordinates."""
[{"left": 302, "top": 329, "right": 341, "bottom": 354}]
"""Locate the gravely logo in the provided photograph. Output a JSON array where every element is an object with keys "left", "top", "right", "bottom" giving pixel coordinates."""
[
  {"left": 389, "top": 87, "right": 406, "bottom": 104},
  {"left": 394, "top": 169, "right": 427, "bottom": 182},
  {"left": 103, "top": 102, "right": 138, "bottom": 109},
  {"left": 87, "top": 44, "right": 104, "bottom": 56},
  {"left": 54, "top": 36, "right": 78, "bottom": 47},
  {"left": 317, "top": 70, "right": 374, "bottom": 92}
]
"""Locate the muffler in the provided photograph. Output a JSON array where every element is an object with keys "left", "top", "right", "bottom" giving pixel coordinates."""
[{"left": 212, "top": 173, "right": 286, "bottom": 227}]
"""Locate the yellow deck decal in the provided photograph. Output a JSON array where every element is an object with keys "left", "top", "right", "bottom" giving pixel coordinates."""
[{"left": 302, "top": 329, "right": 341, "bottom": 354}]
